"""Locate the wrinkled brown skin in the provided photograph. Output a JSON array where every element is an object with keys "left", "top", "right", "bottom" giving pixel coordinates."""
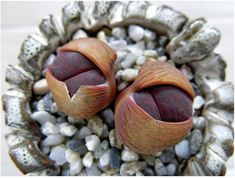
[
  {"left": 46, "top": 38, "right": 117, "bottom": 119},
  {"left": 115, "top": 60, "right": 195, "bottom": 154}
]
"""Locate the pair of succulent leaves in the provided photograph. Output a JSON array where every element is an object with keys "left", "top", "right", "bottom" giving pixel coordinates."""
[{"left": 46, "top": 38, "right": 195, "bottom": 154}]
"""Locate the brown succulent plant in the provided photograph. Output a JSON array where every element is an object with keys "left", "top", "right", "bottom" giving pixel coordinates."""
[
  {"left": 46, "top": 38, "right": 117, "bottom": 119},
  {"left": 115, "top": 60, "right": 195, "bottom": 154}
]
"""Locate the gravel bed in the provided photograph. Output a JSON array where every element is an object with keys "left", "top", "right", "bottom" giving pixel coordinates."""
[{"left": 31, "top": 25, "right": 205, "bottom": 176}]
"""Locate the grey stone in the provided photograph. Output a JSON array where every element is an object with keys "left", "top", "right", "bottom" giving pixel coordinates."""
[
  {"left": 40, "top": 142, "right": 50, "bottom": 155},
  {"left": 61, "top": 169, "right": 70, "bottom": 176},
  {"left": 155, "top": 159, "right": 167, "bottom": 176},
  {"left": 193, "top": 116, "right": 206, "bottom": 130},
  {"left": 66, "top": 140, "right": 88, "bottom": 155},
  {"left": 49, "top": 145, "right": 66, "bottom": 166},
  {"left": 99, "top": 149, "right": 111, "bottom": 168},
  {"left": 166, "top": 163, "right": 176, "bottom": 176},
  {"left": 50, "top": 102, "right": 58, "bottom": 113},
  {"left": 159, "top": 148, "right": 175, "bottom": 164},
  {"left": 136, "top": 171, "right": 144, "bottom": 176},
  {"left": 146, "top": 41, "right": 156, "bottom": 49},
  {"left": 141, "top": 155, "right": 155, "bottom": 166},
  {"left": 193, "top": 95, "right": 205, "bottom": 110},
  {"left": 56, "top": 117, "right": 67, "bottom": 124},
  {"left": 143, "top": 167, "right": 155, "bottom": 176},
  {"left": 78, "top": 126, "right": 93, "bottom": 139},
  {"left": 158, "top": 36, "right": 169, "bottom": 47},
  {"left": 101, "top": 124, "right": 109, "bottom": 139},
  {"left": 120, "top": 161, "right": 147, "bottom": 176},
  {"left": 109, "top": 40, "right": 127, "bottom": 51},
  {"left": 87, "top": 115, "right": 104, "bottom": 137},
  {"left": 127, "top": 44, "right": 144, "bottom": 56},
  {"left": 117, "top": 82, "right": 129, "bottom": 91},
  {"left": 43, "top": 54, "right": 55, "bottom": 69},
  {"left": 110, "top": 147, "right": 121, "bottom": 169},
  {"left": 100, "top": 108, "right": 115, "bottom": 129},
  {"left": 116, "top": 51, "right": 127, "bottom": 63},
  {"left": 136, "top": 40, "right": 145, "bottom": 50},
  {"left": 94, "top": 140, "right": 109, "bottom": 159},
  {"left": 43, "top": 134, "right": 65, "bottom": 146},
  {"left": 156, "top": 47, "right": 165, "bottom": 56},
  {"left": 136, "top": 55, "right": 146, "bottom": 66},
  {"left": 175, "top": 140, "right": 190, "bottom": 159},
  {"left": 37, "top": 93, "right": 53, "bottom": 112},
  {"left": 128, "top": 25, "right": 144, "bottom": 42},
  {"left": 86, "top": 163, "right": 101, "bottom": 176},
  {"left": 112, "top": 27, "right": 126, "bottom": 40},
  {"left": 189, "top": 129, "right": 203, "bottom": 155},
  {"left": 180, "top": 64, "right": 194, "bottom": 80},
  {"left": 144, "top": 29, "right": 156, "bottom": 41},
  {"left": 120, "top": 53, "right": 137, "bottom": 69}
]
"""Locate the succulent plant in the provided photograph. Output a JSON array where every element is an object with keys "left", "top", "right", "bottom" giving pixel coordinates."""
[
  {"left": 115, "top": 60, "right": 195, "bottom": 154},
  {"left": 46, "top": 38, "right": 117, "bottom": 119}
]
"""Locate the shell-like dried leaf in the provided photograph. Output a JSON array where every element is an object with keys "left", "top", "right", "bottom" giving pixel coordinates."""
[
  {"left": 115, "top": 95, "right": 193, "bottom": 154},
  {"left": 46, "top": 38, "right": 116, "bottom": 119},
  {"left": 132, "top": 60, "right": 195, "bottom": 98},
  {"left": 115, "top": 60, "right": 194, "bottom": 154}
]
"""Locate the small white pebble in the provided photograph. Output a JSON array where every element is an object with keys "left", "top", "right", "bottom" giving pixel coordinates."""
[
  {"left": 118, "top": 82, "right": 129, "bottom": 91},
  {"left": 144, "top": 50, "right": 158, "bottom": 58},
  {"left": 78, "top": 126, "right": 93, "bottom": 139},
  {"left": 41, "top": 121, "right": 59, "bottom": 135},
  {"left": 82, "top": 152, "right": 94, "bottom": 168},
  {"left": 87, "top": 115, "right": 104, "bottom": 137},
  {"left": 59, "top": 123, "right": 78, "bottom": 137},
  {"left": 136, "top": 56, "right": 146, "bottom": 66},
  {"left": 31, "top": 111, "right": 56, "bottom": 126},
  {"left": 85, "top": 135, "right": 100, "bottom": 151},
  {"left": 97, "top": 31, "right": 107, "bottom": 43},
  {"left": 121, "top": 68, "right": 139, "bottom": 82},
  {"left": 65, "top": 148, "right": 80, "bottom": 163},
  {"left": 121, "top": 147, "right": 139, "bottom": 162},
  {"left": 128, "top": 25, "right": 144, "bottom": 41},
  {"left": 112, "top": 27, "right": 126, "bottom": 39},
  {"left": 43, "top": 134, "right": 65, "bottom": 147},
  {"left": 175, "top": 140, "right": 190, "bottom": 159},
  {"left": 144, "top": 29, "right": 156, "bottom": 41},
  {"left": 33, "top": 79, "right": 48, "bottom": 95},
  {"left": 99, "top": 149, "right": 110, "bottom": 168},
  {"left": 157, "top": 56, "right": 167, "bottom": 62},
  {"left": 120, "top": 53, "right": 137, "bottom": 69},
  {"left": 136, "top": 171, "right": 144, "bottom": 176},
  {"left": 69, "top": 158, "right": 83, "bottom": 176},
  {"left": 49, "top": 145, "right": 66, "bottom": 165},
  {"left": 193, "top": 95, "right": 205, "bottom": 110},
  {"left": 72, "top": 29, "right": 88, "bottom": 40}
]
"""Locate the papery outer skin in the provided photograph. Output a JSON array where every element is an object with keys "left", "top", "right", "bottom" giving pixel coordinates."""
[
  {"left": 46, "top": 38, "right": 116, "bottom": 119},
  {"left": 115, "top": 60, "right": 195, "bottom": 154}
]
